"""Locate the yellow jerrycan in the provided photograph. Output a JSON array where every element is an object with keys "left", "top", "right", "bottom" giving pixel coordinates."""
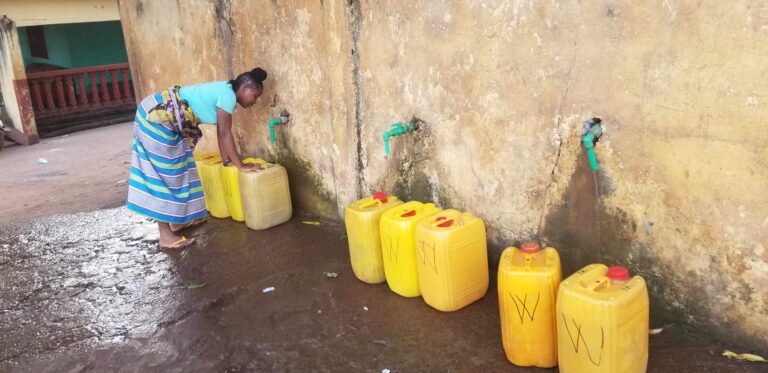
[
  {"left": 344, "top": 192, "right": 403, "bottom": 284},
  {"left": 497, "top": 242, "right": 562, "bottom": 368},
  {"left": 238, "top": 162, "right": 292, "bottom": 230},
  {"left": 193, "top": 151, "right": 221, "bottom": 162},
  {"left": 193, "top": 151, "right": 220, "bottom": 210},
  {"left": 198, "top": 158, "right": 230, "bottom": 218},
  {"left": 379, "top": 201, "right": 442, "bottom": 297},
  {"left": 220, "top": 158, "right": 266, "bottom": 222},
  {"left": 414, "top": 210, "right": 489, "bottom": 312},
  {"left": 557, "top": 264, "right": 649, "bottom": 373}
]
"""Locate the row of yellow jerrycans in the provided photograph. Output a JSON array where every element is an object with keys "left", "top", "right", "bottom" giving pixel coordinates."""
[
  {"left": 499, "top": 243, "right": 649, "bottom": 372},
  {"left": 193, "top": 152, "right": 292, "bottom": 230},
  {"left": 345, "top": 192, "right": 489, "bottom": 312},
  {"left": 345, "top": 192, "right": 649, "bottom": 373}
]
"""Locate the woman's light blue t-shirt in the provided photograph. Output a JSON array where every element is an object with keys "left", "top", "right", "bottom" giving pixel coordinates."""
[{"left": 179, "top": 81, "right": 237, "bottom": 124}]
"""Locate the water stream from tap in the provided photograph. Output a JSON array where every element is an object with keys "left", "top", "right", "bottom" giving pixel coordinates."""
[{"left": 592, "top": 169, "right": 601, "bottom": 240}]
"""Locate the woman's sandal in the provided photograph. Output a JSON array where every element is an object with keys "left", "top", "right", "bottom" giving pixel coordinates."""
[
  {"left": 170, "top": 218, "right": 206, "bottom": 233},
  {"left": 159, "top": 236, "right": 196, "bottom": 250}
]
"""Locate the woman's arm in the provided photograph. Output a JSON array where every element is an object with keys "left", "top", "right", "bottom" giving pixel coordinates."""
[{"left": 216, "top": 108, "right": 259, "bottom": 171}]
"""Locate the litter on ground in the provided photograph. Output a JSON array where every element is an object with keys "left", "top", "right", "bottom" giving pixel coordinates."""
[{"left": 723, "top": 350, "right": 767, "bottom": 363}]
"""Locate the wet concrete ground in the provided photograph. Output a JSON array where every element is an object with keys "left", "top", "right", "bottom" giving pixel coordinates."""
[{"left": 0, "top": 208, "right": 765, "bottom": 372}]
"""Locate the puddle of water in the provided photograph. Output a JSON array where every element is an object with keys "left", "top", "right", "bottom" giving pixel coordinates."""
[{"left": 0, "top": 208, "right": 186, "bottom": 364}]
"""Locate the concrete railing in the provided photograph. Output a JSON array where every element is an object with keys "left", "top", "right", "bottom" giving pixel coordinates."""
[{"left": 25, "top": 63, "right": 134, "bottom": 118}]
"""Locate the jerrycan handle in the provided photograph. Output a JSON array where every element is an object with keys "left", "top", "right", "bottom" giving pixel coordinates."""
[
  {"left": 240, "top": 163, "right": 269, "bottom": 173},
  {"left": 432, "top": 216, "right": 454, "bottom": 228},
  {"left": 586, "top": 277, "right": 610, "bottom": 292},
  {"left": 401, "top": 210, "right": 417, "bottom": 217},
  {"left": 359, "top": 192, "right": 389, "bottom": 209}
]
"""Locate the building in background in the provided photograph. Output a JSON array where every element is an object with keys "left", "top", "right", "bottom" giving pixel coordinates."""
[{"left": 0, "top": 0, "right": 135, "bottom": 145}]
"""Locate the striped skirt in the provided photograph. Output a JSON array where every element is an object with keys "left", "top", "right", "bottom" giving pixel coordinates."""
[{"left": 126, "top": 91, "right": 207, "bottom": 224}]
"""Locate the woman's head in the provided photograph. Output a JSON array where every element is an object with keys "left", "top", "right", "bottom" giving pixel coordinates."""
[{"left": 230, "top": 67, "right": 267, "bottom": 108}]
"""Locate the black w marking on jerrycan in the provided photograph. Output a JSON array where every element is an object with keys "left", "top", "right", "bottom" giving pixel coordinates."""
[
  {"left": 561, "top": 313, "right": 604, "bottom": 367},
  {"left": 417, "top": 239, "right": 438, "bottom": 273},
  {"left": 509, "top": 291, "right": 541, "bottom": 323},
  {"left": 382, "top": 233, "right": 400, "bottom": 264}
]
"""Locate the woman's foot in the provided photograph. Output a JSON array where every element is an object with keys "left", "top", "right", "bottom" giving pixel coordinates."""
[
  {"left": 158, "top": 222, "right": 196, "bottom": 250},
  {"left": 159, "top": 236, "right": 196, "bottom": 250},
  {"left": 170, "top": 218, "right": 206, "bottom": 233}
]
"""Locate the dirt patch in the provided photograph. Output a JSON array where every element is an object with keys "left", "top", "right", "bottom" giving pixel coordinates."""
[{"left": 0, "top": 123, "right": 133, "bottom": 225}]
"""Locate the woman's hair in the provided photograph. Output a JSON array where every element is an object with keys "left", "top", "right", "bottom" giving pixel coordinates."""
[{"left": 230, "top": 67, "right": 268, "bottom": 92}]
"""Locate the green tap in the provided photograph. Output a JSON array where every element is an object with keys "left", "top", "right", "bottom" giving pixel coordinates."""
[
  {"left": 581, "top": 118, "right": 603, "bottom": 171},
  {"left": 383, "top": 120, "right": 418, "bottom": 156},
  {"left": 268, "top": 113, "right": 290, "bottom": 144}
]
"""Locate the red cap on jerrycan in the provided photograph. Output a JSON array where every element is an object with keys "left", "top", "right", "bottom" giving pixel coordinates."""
[
  {"left": 607, "top": 266, "right": 630, "bottom": 281},
  {"left": 521, "top": 242, "right": 541, "bottom": 254},
  {"left": 373, "top": 192, "right": 388, "bottom": 203}
]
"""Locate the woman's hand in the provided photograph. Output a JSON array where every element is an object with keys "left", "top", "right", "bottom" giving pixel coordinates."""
[{"left": 238, "top": 163, "right": 263, "bottom": 172}]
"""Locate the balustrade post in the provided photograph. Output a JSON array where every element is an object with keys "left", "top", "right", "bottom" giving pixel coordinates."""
[{"left": 77, "top": 74, "right": 88, "bottom": 105}]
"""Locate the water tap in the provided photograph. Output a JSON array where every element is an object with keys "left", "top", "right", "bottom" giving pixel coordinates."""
[
  {"left": 268, "top": 110, "right": 291, "bottom": 144},
  {"left": 383, "top": 119, "right": 420, "bottom": 156},
  {"left": 581, "top": 117, "right": 603, "bottom": 171}
]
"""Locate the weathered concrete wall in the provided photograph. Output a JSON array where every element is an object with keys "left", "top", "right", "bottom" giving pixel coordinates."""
[
  {"left": 358, "top": 1, "right": 768, "bottom": 352},
  {"left": 118, "top": 0, "right": 768, "bottom": 351},
  {"left": 118, "top": 0, "right": 228, "bottom": 98},
  {"left": 225, "top": 0, "right": 356, "bottom": 218}
]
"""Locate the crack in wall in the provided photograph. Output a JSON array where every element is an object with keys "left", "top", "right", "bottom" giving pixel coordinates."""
[
  {"left": 347, "top": 0, "right": 364, "bottom": 198},
  {"left": 318, "top": 0, "right": 341, "bottom": 205},
  {"left": 214, "top": 0, "right": 234, "bottom": 79},
  {"left": 536, "top": 27, "right": 581, "bottom": 236}
]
